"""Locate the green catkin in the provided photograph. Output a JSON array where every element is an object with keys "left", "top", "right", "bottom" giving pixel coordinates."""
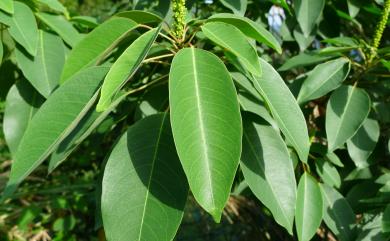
[
  {"left": 369, "top": 0, "right": 390, "bottom": 62},
  {"left": 172, "top": 0, "right": 187, "bottom": 41}
]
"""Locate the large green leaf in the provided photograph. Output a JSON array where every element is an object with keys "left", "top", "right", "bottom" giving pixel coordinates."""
[
  {"left": 251, "top": 58, "right": 310, "bottom": 162},
  {"left": 60, "top": 17, "right": 138, "bottom": 83},
  {"left": 297, "top": 58, "right": 351, "bottom": 104},
  {"left": 116, "top": 10, "right": 163, "bottom": 24},
  {"left": 347, "top": 118, "right": 380, "bottom": 168},
  {"left": 316, "top": 158, "right": 341, "bottom": 188},
  {"left": 208, "top": 13, "right": 282, "bottom": 53},
  {"left": 97, "top": 27, "right": 159, "bottom": 112},
  {"left": 293, "top": 0, "right": 325, "bottom": 37},
  {"left": 15, "top": 30, "right": 65, "bottom": 98},
  {"left": 295, "top": 173, "right": 323, "bottom": 241},
  {"left": 241, "top": 113, "right": 296, "bottom": 234},
  {"left": 101, "top": 114, "right": 188, "bottom": 241},
  {"left": 321, "top": 184, "right": 356, "bottom": 241},
  {"left": 36, "top": 13, "right": 82, "bottom": 48},
  {"left": 3, "top": 81, "right": 44, "bottom": 156},
  {"left": 0, "top": 0, "right": 13, "bottom": 14},
  {"left": 278, "top": 52, "right": 335, "bottom": 71},
  {"left": 37, "top": 0, "right": 67, "bottom": 14},
  {"left": 2, "top": 67, "right": 109, "bottom": 197},
  {"left": 219, "top": 0, "right": 247, "bottom": 16},
  {"left": 169, "top": 47, "right": 242, "bottom": 222},
  {"left": 201, "top": 22, "right": 261, "bottom": 77},
  {"left": 0, "top": 2, "right": 38, "bottom": 56},
  {"left": 326, "top": 85, "right": 371, "bottom": 151}
]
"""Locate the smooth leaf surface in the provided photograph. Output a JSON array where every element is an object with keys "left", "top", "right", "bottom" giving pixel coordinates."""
[
  {"left": 241, "top": 114, "right": 296, "bottom": 234},
  {"left": 219, "top": 0, "right": 247, "bottom": 16},
  {"left": 0, "top": 0, "right": 13, "bottom": 14},
  {"left": 295, "top": 173, "right": 323, "bottom": 241},
  {"left": 15, "top": 30, "right": 65, "bottom": 98},
  {"left": 202, "top": 22, "right": 261, "bottom": 77},
  {"left": 0, "top": 2, "right": 38, "bottom": 56},
  {"left": 169, "top": 47, "right": 242, "bottom": 222},
  {"left": 347, "top": 118, "right": 380, "bottom": 168},
  {"left": 3, "top": 67, "right": 109, "bottom": 197},
  {"left": 251, "top": 58, "right": 310, "bottom": 162},
  {"left": 326, "top": 85, "right": 371, "bottom": 151},
  {"left": 97, "top": 27, "right": 159, "bottom": 111},
  {"left": 116, "top": 10, "right": 163, "bottom": 24},
  {"left": 321, "top": 184, "right": 356, "bottom": 241},
  {"left": 37, "top": 0, "right": 67, "bottom": 13},
  {"left": 279, "top": 52, "right": 335, "bottom": 71},
  {"left": 36, "top": 13, "right": 83, "bottom": 48},
  {"left": 293, "top": 0, "right": 325, "bottom": 37},
  {"left": 3, "top": 81, "right": 44, "bottom": 156},
  {"left": 102, "top": 114, "right": 188, "bottom": 241},
  {"left": 208, "top": 13, "right": 282, "bottom": 53},
  {"left": 60, "top": 17, "right": 138, "bottom": 83},
  {"left": 316, "top": 158, "right": 341, "bottom": 188},
  {"left": 298, "top": 58, "right": 351, "bottom": 104}
]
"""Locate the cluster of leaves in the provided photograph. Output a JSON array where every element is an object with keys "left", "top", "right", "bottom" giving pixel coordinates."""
[{"left": 0, "top": 0, "right": 390, "bottom": 240}]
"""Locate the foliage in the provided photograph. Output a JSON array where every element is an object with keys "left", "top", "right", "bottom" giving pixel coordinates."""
[{"left": 0, "top": 0, "right": 390, "bottom": 240}]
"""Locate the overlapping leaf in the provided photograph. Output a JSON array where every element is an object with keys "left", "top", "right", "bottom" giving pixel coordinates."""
[
  {"left": 293, "top": 0, "right": 325, "bottom": 37},
  {"left": 102, "top": 114, "right": 188, "bottom": 241},
  {"left": 219, "top": 0, "right": 247, "bottom": 16},
  {"left": 0, "top": 0, "right": 13, "bottom": 14},
  {"left": 169, "top": 47, "right": 242, "bottom": 222}
]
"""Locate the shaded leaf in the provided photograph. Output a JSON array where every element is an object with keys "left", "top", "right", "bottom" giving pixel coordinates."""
[
  {"left": 293, "top": 0, "right": 325, "bottom": 37},
  {"left": 219, "top": 0, "right": 247, "bottom": 16},
  {"left": 278, "top": 52, "right": 335, "bottom": 71},
  {"left": 316, "top": 158, "right": 341, "bottom": 188}
]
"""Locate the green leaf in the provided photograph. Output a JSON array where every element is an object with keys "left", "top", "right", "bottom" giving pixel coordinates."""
[
  {"left": 219, "top": 0, "right": 247, "bottom": 16},
  {"left": 36, "top": 13, "right": 83, "bottom": 48},
  {"left": 102, "top": 114, "right": 188, "bottom": 241},
  {"left": 70, "top": 16, "right": 98, "bottom": 28},
  {"left": 201, "top": 22, "right": 261, "bottom": 77},
  {"left": 241, "top": 113, "right": 296, "bottom": 234},
  {"left": 0, "top": 2, "right": 38, "bottom": 56},
  {"left": 116, "top": 10, "right": 163, "bottom": 24},
  {"left": 326, "top": 85, "right": 371, "bottom": 151},
  {"left": 293, "top": 26, "right": 316, "bottom": 51},
  {"left": 37, "top": 0, "right": 67, "bottom": 13},
  {"left": 315, "top": 158, "right": 341, "bottom": 188},
  {"left": 2, "top": 66, "right": 109, "bottom": 197},
  {"left": 347, "top": 0, "right": 361, "bottom": 18},
  {"left": 347, "top": 118, "right": 380, "bottom": 168},
  {"left": 169, "top": 47, "right": 242, "bottom": 222},
  {"left": 293, "top": 0, "right": 325, "bottom": 37},
  {"left": 295, "top": 173, "right": 323, "bottom": 241},
  {"left": 298, "top": 58, "right": 351, "bottom": 104},
  {"left": 15, "top": 30, "right": 65, "bottom": 98},
  {"left": 208, "top": 13, "right": 282, "bottom": 53},
  {"left": 383, "top": 205, "right": 390, "bottom": 233},
  {"left": 251, "top": 58, "right": 310, "bottom": 162},
  {"left": 0, "top": 40, "right": 3, "bottom": 64},
  {"left": 60, "top": 17, "right": 138, "bottom": 83},
  {"left": 0, "top": 0, "right": 13, "bottom": 14},
  {"left": 321, "top": 184, "right": 356, "bottom": 241},
  {"left": 3, "top": 81, "right": 44, "bottom": 156},
  {"left": 97, "top": 27, "right": 159, "bottom": 112},
  {"left": 278, "top": 52, "right": 335, "bottom": 71}
]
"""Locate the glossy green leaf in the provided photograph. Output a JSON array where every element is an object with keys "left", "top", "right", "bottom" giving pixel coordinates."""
[
  {"left": 116, "top": 10, "right": 163, "bottom": 24},
  {"left": 316, "top": 158, "right": 341, "bottom": 188},
  {"left": 383, "top": 205, "right": 390, "bottom": 233},
  {"left": 208, "top": 13, "right": 282, "bottom": 53},
  {"left": 60, "top": 17, "right": 138, "bottom": 83},
  {"left": 37, "top": 0, "right": 67, "bottom": 13},
  {"left": 3, "top": 81, "right": 44, "bottom": 156},
  {"left": 36, "top": 13, "right": 82, "bottom": 48},
  {"left": 295, "top": 173, "right": 323, "bottom": 241},
  {"left": 279, "top": 52, "right": 335, "bottom": 71},
  {"left": 2, "top": 67, "right": 109, "bottom": 197},
  {"left": 201, "top": 22, "right": 261, "bottom": 77},
  {"left": 219, "top": 0, "right": 247, "bottom": 16},
  {"left": 347, "top": 118, "right": 380, "bottom": 168},
  {"left": 293, "top": 0, "right": 325, "bottom": 37},
  {"left": 70, "top": 16, "right": 98, "bottom": 28},
  {"left": 321, "top": 184, "right": 356, "bottom": 241},
  {"left": 241, "top": 113, "right": 296, "bottom": 234},
  {"left": 251, "top": 58, "right": 310, "bottom": 162},
  {"left": 0, "top": 2, "right": 38, "bottom": 56},
  {"left": 169, "top": 47, "right": 242, "bottom": 222},
  {"left": 15, "top": 30, "right": 65, "bottom": 98},
  {"left": 326, "top": 85, "right": 371, "bottom": 151},
  {"left": 102, "top": 114, "right": 188, "bottom": 241},
  {"left": 0, "top": 0, "right": 13, "bottom": 14},
  {"left": 97, "top": 27, "right": 159, "bottom": 112},
  {"left": 298, "top": 58, "right": 351, "bottom": 104}
]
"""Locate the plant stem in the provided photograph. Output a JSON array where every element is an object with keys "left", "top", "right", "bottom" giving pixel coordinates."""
[
  {"left": 172, "top": 0, "right": 187, "bottom": 43},
  {"left": 368, "top": 0, "right": 390, "bottom": 63}
]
